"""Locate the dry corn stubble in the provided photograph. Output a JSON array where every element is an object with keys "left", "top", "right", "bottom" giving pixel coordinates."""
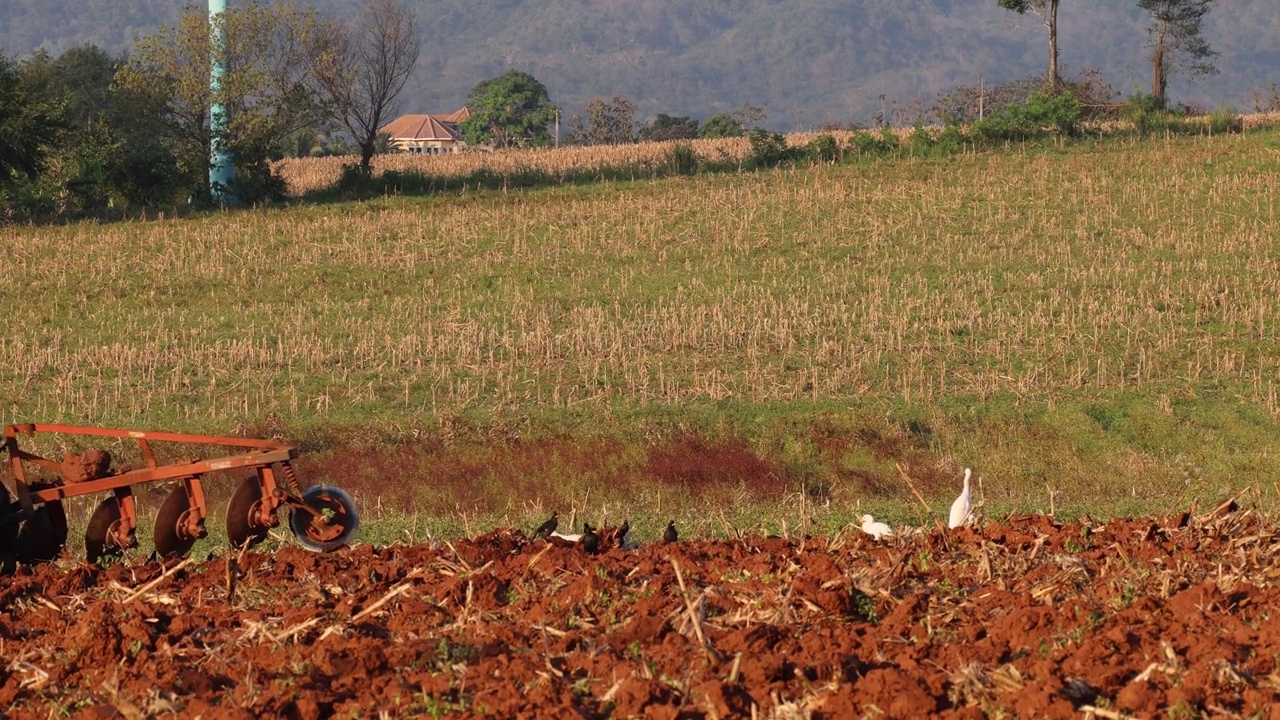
[{"left": 7, "top": 130, "right": 1280, "bottom": 430}]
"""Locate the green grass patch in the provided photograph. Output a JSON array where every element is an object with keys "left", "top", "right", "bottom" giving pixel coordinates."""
[{"left": 7, "top": 129, "right": 1280, "bottom": 538}]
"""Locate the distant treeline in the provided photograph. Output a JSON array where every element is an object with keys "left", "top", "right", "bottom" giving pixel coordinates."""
[{"left": 0, "top": 0, "right": 1272, "bottom": 223}]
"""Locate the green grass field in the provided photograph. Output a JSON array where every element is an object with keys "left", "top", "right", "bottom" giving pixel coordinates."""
[{"left": 7, "top": 128, "right": 1280, "bottom": 550}]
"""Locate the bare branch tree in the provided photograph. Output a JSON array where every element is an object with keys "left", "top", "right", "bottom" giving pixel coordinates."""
[{"left": 320, "top": 0, "right": 420, "bottom": 172}]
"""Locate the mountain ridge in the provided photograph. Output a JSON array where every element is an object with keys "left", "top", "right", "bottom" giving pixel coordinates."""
[{"left": 2, "top": 0, "right": 1275, "bottom": 131}]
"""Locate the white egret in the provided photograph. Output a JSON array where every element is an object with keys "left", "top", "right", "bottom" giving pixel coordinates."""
[
  {"left": 860, "top": 514, "right": 893, "bottom": 540},
  {"left": 948, "top": 468, "right": 973, "bottom": 529}
]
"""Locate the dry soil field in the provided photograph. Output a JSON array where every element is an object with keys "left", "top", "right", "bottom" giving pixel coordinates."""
[{"left": 3, "top": 504, "right": 1280, "bottom": 719}]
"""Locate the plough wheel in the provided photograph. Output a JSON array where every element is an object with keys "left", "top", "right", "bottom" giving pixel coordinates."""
[
  {"left": 85, "top": 497, "right": 124, "bottom": 565},
  {"left": 289, "top": 485, "right": 359, "bottom": 552},
  {"left": 17, "top": 499, "right": 67, "bottom": 564},
  {"left": 154, "top": 487, "right": 202, "bottom": 559},
  {"left": 226, "top": 477, "right": 271, "bottom": 549},
  {"left": 1, "top": 484, "right": 17, "bottom": 572}
]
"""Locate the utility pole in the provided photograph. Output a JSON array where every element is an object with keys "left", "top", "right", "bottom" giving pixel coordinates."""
[{"left": 979, "top": 74, "right": 985, "bottom": 121}]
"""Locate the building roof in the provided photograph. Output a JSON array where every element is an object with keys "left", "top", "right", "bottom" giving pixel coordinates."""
[{"left": 380, "top": 107, "right": 470, "bottom": 141}]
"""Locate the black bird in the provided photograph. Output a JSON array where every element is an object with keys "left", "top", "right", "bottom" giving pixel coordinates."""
[
  {"left": 582, "top": 523, "right": 600, "bottom": 554},
  {"left": 531, "top": 512, "right": 558, "bottom": 541},
  {"left": 663, "top": 520, "right": 678, "bottom": 544},
  {"left": 613, "top": 518, "right": 630, "bottom": 546}
]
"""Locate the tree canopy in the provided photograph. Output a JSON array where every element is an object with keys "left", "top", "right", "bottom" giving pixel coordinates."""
[
  {"left": 568, "top": 95, "right": 636, "bottom": 146},
  {"left": 116, "top": 1, "right": 340, "bottom": 202},
  {"left": 698, "top": 113, "right": 743, "bottom": 139},
  {"left": 0, "top": 52, "right": 62, "bottom": 193},
  {"left": 460, "top": 70, "right": 557, "bottom": 149},
  {"left": 639, "top": 114, "right": 699, "bottom": 142}
]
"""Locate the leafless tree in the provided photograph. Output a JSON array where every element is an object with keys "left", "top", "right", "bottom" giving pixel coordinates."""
[{"left": 320, "top": 0, "right": 420, "bottom": 172}]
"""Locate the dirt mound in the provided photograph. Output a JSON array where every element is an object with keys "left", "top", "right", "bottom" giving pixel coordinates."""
[{"left": 3, "top": 510, "right": 1280, "bottom": 718}]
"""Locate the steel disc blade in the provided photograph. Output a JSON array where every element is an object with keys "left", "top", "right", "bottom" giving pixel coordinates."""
[
  {"left": 85, "top": 497, "right": 123, "bottom": 565},
  {"left": 289, "top": 485, "right": 359, "bottom": 552},
  {"left": 154, "top": 487, "right": 199, "bottom": 560},
  {"left": 226, "top": 476, "right": 270, "bottom": 549}
]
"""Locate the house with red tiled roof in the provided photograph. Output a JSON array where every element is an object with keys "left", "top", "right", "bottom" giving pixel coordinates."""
[{"left": 380, "top": 107, "right": 471, "bottom": 154}]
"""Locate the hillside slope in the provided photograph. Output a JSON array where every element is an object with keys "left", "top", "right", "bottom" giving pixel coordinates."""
[{"left": 2, "top": 0, "right": 1276, "bottom": 130}]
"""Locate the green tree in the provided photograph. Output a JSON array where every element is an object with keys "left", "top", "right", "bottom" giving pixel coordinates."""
[
  {"left": 18, "top": 44, "right": 180, "bottom": 210},
  {"left": 698, "top": 113, "right": 743, "bottom": 139},
  {"left": 116, "top": 1, "right": 340, "bottom": 202},
  {"left": 568, "top": 95, "right": 636, "bottom": 145},
  {"left": 998, "top": 0, "right": 1063, "bottom": 88},
  {"left": 0, "top": 52, "right": 62, "bottom": 194},
  {"left": 460, "top": 70, "right": 557, "bottom": 149},
  {"left": 1136, "top": 0, "right": 1217, "bottom": 105},
  {"left": 639, "top": 114, "right": 698, "bottom": 142},
  {"left": 317, "top": 0, "right": 420, "bottom": 173}
]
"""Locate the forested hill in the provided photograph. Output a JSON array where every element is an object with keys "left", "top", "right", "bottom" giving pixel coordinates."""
[{"left": 2, "top": 0, "right": 1277, "bottom": 130}]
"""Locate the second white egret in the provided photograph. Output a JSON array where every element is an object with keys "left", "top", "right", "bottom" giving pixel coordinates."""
[{"left": 948, "top": 468, "right": 973, "bottom": 529}]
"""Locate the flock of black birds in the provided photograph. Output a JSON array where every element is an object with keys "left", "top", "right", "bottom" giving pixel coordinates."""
[{"left": 528, "top": 511, "right": 677, "bottom": 554}]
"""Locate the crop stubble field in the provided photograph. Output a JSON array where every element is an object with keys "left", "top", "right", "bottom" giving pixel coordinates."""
[
  {"left": 4, "top": 129, "right": 1280, "bottom": 716},
  {"left": 6, "top": 130, "right": 1280, "bottom": 526}
]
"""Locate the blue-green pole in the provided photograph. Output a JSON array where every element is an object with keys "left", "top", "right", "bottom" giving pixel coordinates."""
[{"left": 209, "top": 0, "right": 236, "bottom": 203}]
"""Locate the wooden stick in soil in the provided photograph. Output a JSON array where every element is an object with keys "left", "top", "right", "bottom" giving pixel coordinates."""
[
  {"left": 1079, "top": 706, "right": 1132, "bottom": 720},
  {"left": 351, "top": 567, "right": 424, "bottom": 623},
  {"left": 727, "top": 652, "right": 743, "bottom": 683},
  {"left": 894, "top": 462, "right": 934, "bottom": 515},
  {"left": 123, "top": 558, "right": 196, "bottom": 604},
  {"left": 225, "top": 553, "right": 238, "bottom": 604},
  {"left": 671, "top": 558, "right": 722, "bottom": 663}
]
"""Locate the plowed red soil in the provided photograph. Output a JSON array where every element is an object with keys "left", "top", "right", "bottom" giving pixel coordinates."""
[{"left": 3, "top": 508, "right": 1280, "bottom": 719}]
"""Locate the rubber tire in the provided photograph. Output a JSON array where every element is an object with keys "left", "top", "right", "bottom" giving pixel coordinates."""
[
  {"left": 85, "top": 496, "right": 124, "bottom": 565},
  {"left": 289, "top": 485, "right": 359, "bottom": 552},
  {"left": 17, "top": 500, "right": 67, "bottom": 564},
  {"left": 154, "top": 487, "right": 200, "bottom": 559},
  {"left": 0, "top": 484, "right": 16, "bottom": 573},
  {"left": 226, "top": 476, "right": 271, "bottom": 549}
]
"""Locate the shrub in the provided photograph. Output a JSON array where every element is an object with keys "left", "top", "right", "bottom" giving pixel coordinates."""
[
  {"left": 846, "top": 128, "right": 903, "bottom": 159},
  {"left": 1207, "top": 105, "right": 1242, "bottom": 135},
  {"left": 747, "top": 129, "right": 798, "bottom": 168},
  {"left": 848, "top": 130, "right": 882, "bottom": 157},
  {"left": 934, "top": 121, "right": 968, "bottom": 155},
  {"left": 877, "top": 127, "right": 901, "bottom": 152},
  {"left": 1123, "top": 92, "right": 1188, "bottom": 137},
  {"left": 666, "top": 142, "right": 700, "bottom": 175},
  {"left": 973, "top": 92, "right": 1082, "bottom": 142},
  {"left": 806, "top": 133, "right": 840, "bottom": 164},
  {"left": 1126, "top": 91, "right": 1166, "bottom": 115},
  {"left": 908, "top": 125, "right": 934, "bottom": 156},
  {"left": 934, "top": 74, "right": 1053, "bottom": 124},
  {"left": 337, "top": 163, "right": 374, "bottom": 194}
]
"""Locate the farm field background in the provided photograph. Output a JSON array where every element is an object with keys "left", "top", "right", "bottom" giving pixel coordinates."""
[{"left": 6, "top": 129, "right": 1280, "bottom": 544}]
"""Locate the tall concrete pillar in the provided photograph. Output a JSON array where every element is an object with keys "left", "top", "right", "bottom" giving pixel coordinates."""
[{"left": 209, "top": 0, "right": 236, "bottom": 203}]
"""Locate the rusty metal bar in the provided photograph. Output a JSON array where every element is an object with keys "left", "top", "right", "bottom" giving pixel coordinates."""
[
  {"left": 4, "top": 423, "right": 290, "bottom": 451},
  {"left": 3, "top": 424, "right": 299, "bottom": 512},
  {"left": 22, "top": 449, "right": 296, "bottom": 503}
]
